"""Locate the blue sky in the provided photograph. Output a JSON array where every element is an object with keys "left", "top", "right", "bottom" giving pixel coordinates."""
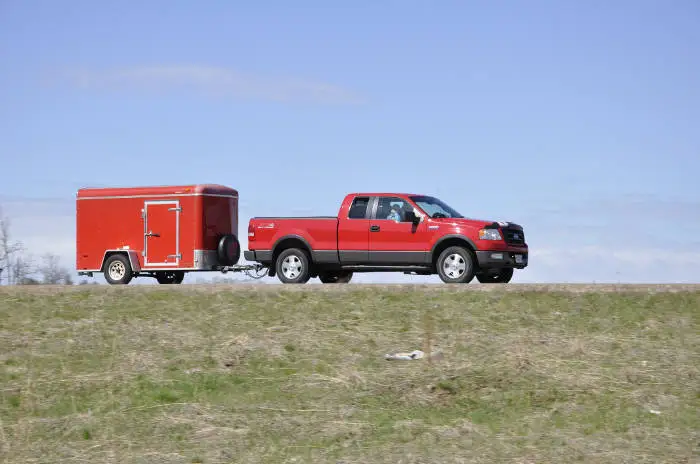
[{"left": 0, "top": 0, "right": 698, "bottom": 284}]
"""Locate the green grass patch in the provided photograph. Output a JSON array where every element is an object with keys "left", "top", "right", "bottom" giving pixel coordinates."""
[{"left": 0, "top": 284, "right": 698, "bottom": 463}]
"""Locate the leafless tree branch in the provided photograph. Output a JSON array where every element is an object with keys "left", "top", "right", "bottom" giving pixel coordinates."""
[{"left": 0, "top": 205, "right": 73, "bottom": 285}]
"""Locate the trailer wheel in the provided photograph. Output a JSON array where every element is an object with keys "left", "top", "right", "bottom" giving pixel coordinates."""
[
  {"left": 275, "top": 248, "right": 311, "bottom": 284},
  {"left": 155, "top": 271, "right": 185, "bottom": 284},
  {"left": 319, "top": 271, "right": 353, "bottom": 283},
  {"left": 436, "top": 246, "right": 475, "bottom": 284},
  {"left": 217, "top": 234, "right": 241, "bottom": 266},
  {"left": 103, "top": 254, "right": 133, "bottom": 285},
  {"left": 476, "top": 268, "right": 513, "bottom": 283}
]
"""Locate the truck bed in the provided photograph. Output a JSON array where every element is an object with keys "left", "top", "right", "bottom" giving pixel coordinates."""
[{"left": 248, "top": 216, "right": 340, "bottom": 254}]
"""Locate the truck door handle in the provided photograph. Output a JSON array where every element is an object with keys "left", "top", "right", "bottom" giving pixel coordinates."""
[
  {"left": 370, "top": 225, "right": 380, "bottom": 232},
  {"left": 146, "top": 231, "right": 160, "bottom": 237}
]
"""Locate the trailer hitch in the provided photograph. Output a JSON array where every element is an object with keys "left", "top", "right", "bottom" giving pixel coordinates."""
[{"left": 219, "top": 263, "right": 268, "bottom": 279}]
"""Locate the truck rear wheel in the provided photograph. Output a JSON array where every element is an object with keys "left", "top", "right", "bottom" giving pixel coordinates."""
[
  {"left": 476, "top": 268, "right": 513, "bottom": 283},
  {"left": 319, "top": 271, "right": 353, "bottom": 283},
  {"left": 275, "top": 248, "right": 311, "bottom": 284},
  {"left": 103, "top": 254, "right": 133, "bottom": 285},
  {"left": 436, "top": 246, "right": 475, "bottom": 284}
]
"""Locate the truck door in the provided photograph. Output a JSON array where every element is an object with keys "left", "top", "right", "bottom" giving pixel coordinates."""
[
  {"left": 337, "top": 195, "right": 371, "bottom": 263},
  {"left": 368, "top": 196, "right": 430, "bottom": 265},
  {"left": 143, "top": 200, "right": 181, "bottom": 266}
]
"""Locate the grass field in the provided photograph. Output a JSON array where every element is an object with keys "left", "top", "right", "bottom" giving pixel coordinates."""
[{"left": 1, "top": 284, "right": 699, "bottom": 463}]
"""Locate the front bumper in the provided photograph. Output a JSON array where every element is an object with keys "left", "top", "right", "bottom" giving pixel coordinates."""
[{"left": 475, "top": 250, "right": 528, "bottom": 269}]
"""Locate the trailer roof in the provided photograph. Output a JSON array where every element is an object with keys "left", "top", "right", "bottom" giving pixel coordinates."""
[{"left": 77, "top": 184, "right": 238, "bottom": 199}]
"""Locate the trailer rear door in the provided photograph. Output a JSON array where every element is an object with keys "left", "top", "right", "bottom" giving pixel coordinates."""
[{"left": 144, "top": 200, "right": 181, "bottom": 266}]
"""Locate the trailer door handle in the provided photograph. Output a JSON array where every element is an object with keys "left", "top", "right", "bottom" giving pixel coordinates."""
[
  {"left": 145, "top": 231, "right": 160, "bottom": 237},
  {"left": 370, "top": 225, "right": 380, "bottom": 232}
]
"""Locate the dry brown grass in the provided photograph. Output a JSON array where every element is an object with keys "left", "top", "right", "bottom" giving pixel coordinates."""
[{"left": 0, "top": 283, "right": 699, "bottom": 463}]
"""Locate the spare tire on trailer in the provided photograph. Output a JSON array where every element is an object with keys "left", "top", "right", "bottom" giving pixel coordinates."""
[{"left": 217, "top": 234, "right": 241, "bottom": 266}]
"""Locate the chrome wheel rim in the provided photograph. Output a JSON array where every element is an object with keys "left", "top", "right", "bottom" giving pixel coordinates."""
[
  {"left": 282, "top": 255, "right": 303, "bottom": 279},
  {"left": 443, "top": 253, "right": 466, "bottom": 279},
  {"left": 108, "top": 261, "right": 126, "bottom": 281}
]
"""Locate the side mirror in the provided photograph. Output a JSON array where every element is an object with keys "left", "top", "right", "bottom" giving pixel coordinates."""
[{"left": 405, "top": 210, "right": 421, "bottom": 225}]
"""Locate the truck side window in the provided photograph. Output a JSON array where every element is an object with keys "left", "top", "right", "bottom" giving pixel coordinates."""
[
  {"left": 375, "top": 197, "right": 413, "bottom": 222},
  {"left": 348, "top": 196, "right": 370, "bottom": 219}
]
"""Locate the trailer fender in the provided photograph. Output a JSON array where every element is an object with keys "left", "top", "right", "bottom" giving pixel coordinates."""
[{"left": 100, "top": 249, "right": 142, "bottom": 273}]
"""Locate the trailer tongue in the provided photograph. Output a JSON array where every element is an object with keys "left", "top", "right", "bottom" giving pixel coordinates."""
[{"left": 219, "top": 263, "right": 268, "bottom": 279}]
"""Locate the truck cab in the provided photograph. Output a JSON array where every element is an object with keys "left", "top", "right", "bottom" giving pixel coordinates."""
[{"left": 245, "top": 193, "right": 528, "bottom": 284}]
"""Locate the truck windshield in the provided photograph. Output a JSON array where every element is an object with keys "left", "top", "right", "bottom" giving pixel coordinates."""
[{"left": 409, "top": 195, "right": 464, "bottom": 219}]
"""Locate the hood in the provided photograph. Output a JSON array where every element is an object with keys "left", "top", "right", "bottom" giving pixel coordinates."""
[{"left": 431, "top": 217, "right": 524, "bottom": 231}]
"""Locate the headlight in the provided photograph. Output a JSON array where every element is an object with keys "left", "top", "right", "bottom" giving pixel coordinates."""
[{"left": 478, "top": 229, "right": 502, "bottom": 240}]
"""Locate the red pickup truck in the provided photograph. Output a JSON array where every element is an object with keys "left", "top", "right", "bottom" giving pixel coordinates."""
[{"left": 243, "top": 193, "right": 528, "bottom": 284}]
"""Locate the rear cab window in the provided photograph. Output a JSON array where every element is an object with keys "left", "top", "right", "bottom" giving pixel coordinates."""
[{"left": 347, "top": 196, "right": 370, "bottom": 219}]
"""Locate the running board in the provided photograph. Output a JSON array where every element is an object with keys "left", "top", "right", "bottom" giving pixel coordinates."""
[{"left": 339, "top": 265, "right": 433, "bottom": 273}]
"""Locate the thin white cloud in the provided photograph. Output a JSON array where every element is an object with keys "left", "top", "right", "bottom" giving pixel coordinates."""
[
  {"left": 532, "top": 246, "right": 700, "bottom": 267},
  {"left": 527, "top": 245, "right": 700, "bottom": 283},
  {"left": 522, "top": 193, "right": 700, "bottom": 228},
  {"left": 59, "top": 65, "right": 366, "bottom": 105}
]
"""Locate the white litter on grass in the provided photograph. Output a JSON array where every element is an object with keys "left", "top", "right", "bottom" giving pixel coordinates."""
[
  {"left": 385, "top": 350, "right": 425, "bottom": 361},
  {"left": 649, "top": 409, "right": 661, "bottom": 415}
]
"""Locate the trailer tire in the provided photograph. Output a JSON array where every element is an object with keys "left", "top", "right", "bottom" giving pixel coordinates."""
[
  {"left": 319, "top": 271, "right": 353, "bottom": 283},
  {"left": 275, "top": 248, "right": 311, "bottom": 284},
  {"left": 217, "top": 234, "right": 241, "bottom": 266},
  {"left": 155, "top": 271, "right": 185, "bottom": 284},
  {"left": 103, "top": 254, "right": 133, "bottom": 285},
  {"left": 436, "top": 246, "right": 475, "bottom": 284}
]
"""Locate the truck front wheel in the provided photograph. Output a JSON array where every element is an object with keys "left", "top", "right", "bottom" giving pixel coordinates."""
[
  {"left": 476, "top": 268, "right": 513, "bottom": 283},
  {"left": 103, "top": 254, "right": 133, "bottom": 285},
  {"left": 436, "top": 246, "right": 475, "bottom": 284},
  {"left": 275, "top": 248, "right": 311, "bottom": 284}
]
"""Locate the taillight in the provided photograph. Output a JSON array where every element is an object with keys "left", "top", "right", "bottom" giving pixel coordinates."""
[{"left": 248, "top": 223, "right": 255, "bottom": 240}]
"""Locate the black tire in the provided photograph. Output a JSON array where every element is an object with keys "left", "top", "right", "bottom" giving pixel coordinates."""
[
  {"left": 319, "top": 271, "right": 353, "bottom": 284},
  {"left": 476, "top": 268, "right": 513, "bottom": 283},
  {"left": 155, "top": 271, "right": 185, "bottom": 284},
  {"left": 436, "top": 246, "right": 475, "bottom": 284},
  {"left": 103, "top": 254, "right": 133, "bottom": 285},
  {"left": 217, "top": 234, "right": 241, "bottom": 266},
  {"left": 275, "top": 248, "right": 311, "bottom": 284}
]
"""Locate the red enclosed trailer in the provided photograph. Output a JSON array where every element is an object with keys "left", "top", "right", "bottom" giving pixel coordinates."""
[{"left": 76, "top": 184, "right": 262, "bottom": 284}]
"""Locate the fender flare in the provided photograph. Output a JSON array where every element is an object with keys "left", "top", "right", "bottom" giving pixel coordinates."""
[
  {"left": 100, "top": 249, "right": 142, "bottom": 273},
  {"left": 271, "top": 234, "right": 314, "bottom": 258},
  {"left": 430, "top": 234, "right": 478, "bottom": 260}
]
